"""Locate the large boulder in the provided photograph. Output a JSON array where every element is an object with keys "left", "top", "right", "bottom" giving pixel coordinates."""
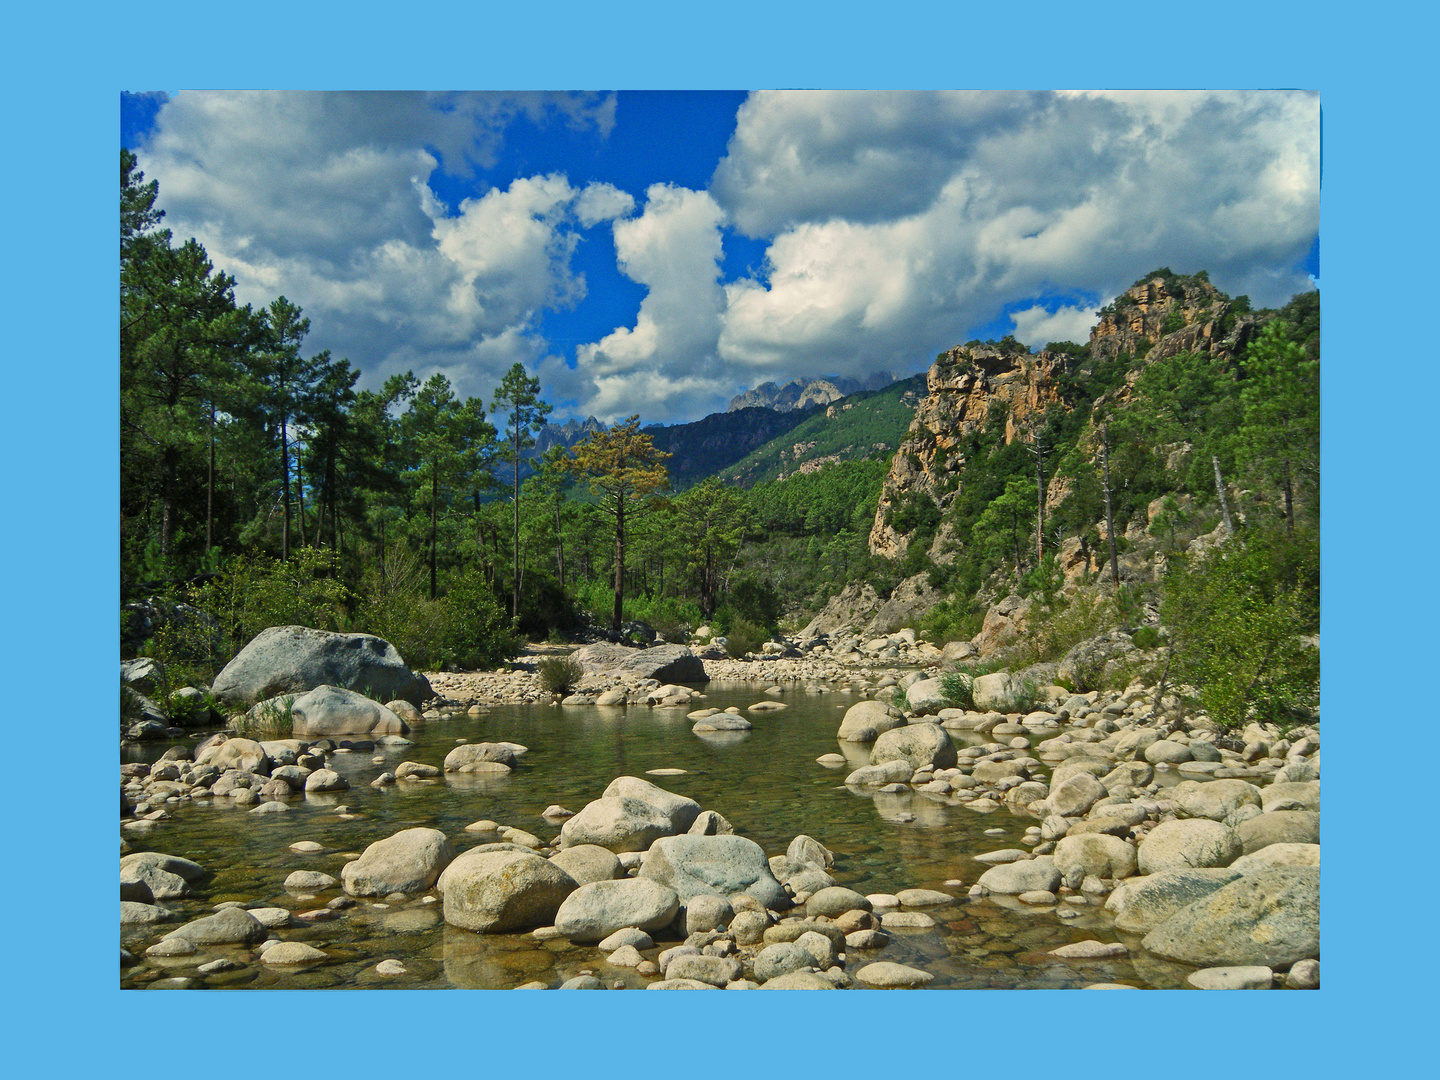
[
  {"left": 559, "top": 797, "right": 677, "bottom": 853},
  {"left": 971, "top": 672, "right": 1028, "bottom": 713},
  {"left": 194, "top": 736, "right": 269, "bottom": 774},
  {"left": 548, "top": 845, "right": 623, "bottom": 885},
  {"left": 1137, "top": 819, "right": 1242, "bottom": 875},
  {"left": 443, "top": 743, "right": 517, "bottom": 773},
  {"left": 1141, "top": 867, "right": 1320, "bottom": 968},
  {"left": 553, "top": 878, "right": 681, "bottom": 941},
  {"left": 570, "top": 643, "right": 707, "bottom": 684},
  {"left": 1046, "top": 772, "right": 1107, "bottom": 817},
  {"left": 837, "top": 700, "right": 905, "bottom": 743},
  {"left": 976, "top": 856, "right": 1061, "bottom": 895},
  {"left": 903, "top": 678, "right": 952, "bottom": 714},
  {"left": 641, "top": 834, "right": 790, "bottom": 910},
  {"left": 601, "top": 777, "right": 701, "bottom": 833},
  {"left": 1170, "top": 779, "right": 1263, "bottom": 827},
  {"left": 288, "top": 685, "right": 408, "bottom": 738},
  {"left": 341, "top": 828, "right": 454, "bottom": 896},
  {"left": 1104, "top": 868, "right": 1243, "bottom": 933},
  {"left": 211, "top": 626, "right": 431, "bottom": 707},
  {"left": 440, "top": 849, "right": 577, "bottom": 933},
  {"left": 1235, "top": 811, "right": 1320, "bottom": 855},
  {"left": 1056, "top": 631, "right": 1139, "bottom": 693},
  {"left": 870, "top": 723, "right": 956, "bottom": 771},
  {"left": 163, "top": 907, "right": 267, "bottom": 946},
  {"left": 1053, "top": 834, "right": 1138, "bottom": 883}
]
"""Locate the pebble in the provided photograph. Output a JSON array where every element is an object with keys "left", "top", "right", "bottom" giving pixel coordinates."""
[
  {"left": 289, "top": 841, "right": 326, "bottom": 854},
  {"left": 375, "top": 959, "right": 407, "bottom": 975},
  {"left": 880, "top": 911, "right": 936, "bottom": 929},
  {"left": 855, "top": 961, "right": 935, "bottom": 987},
  {"left": 646, "top": 768, "right": 688, "bottom": 776},
  {"left": 1048, "top": 940, "right": 1128, "bottom": 959},
  {"left": 1186, "top": 965, "right": 1274, "bottom": 990},
  {"left": 261, "top": 941, "right": 328, "bottom": 964}
]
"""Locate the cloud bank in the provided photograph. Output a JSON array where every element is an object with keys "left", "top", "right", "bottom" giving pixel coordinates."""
[{"left": 134, "top": 89, "right": 1318, "bottom": 424}]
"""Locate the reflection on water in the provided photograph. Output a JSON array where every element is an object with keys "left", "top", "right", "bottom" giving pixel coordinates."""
[{"left": 121, "top": 679, "right": 1175, "bottom": 989}]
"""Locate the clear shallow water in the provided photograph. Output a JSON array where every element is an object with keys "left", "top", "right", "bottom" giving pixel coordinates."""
[{"left": 121, "top": 680, "right": 1193, "bottom": 989}]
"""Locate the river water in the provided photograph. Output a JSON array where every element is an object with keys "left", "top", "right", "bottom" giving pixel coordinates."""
[{"left": 121, "top": 680, "right": 1195, "bottom": 989}]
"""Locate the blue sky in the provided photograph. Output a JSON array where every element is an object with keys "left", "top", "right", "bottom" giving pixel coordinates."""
[{"left": 122, "top": 89, "right": 1318, "bottom": 427}]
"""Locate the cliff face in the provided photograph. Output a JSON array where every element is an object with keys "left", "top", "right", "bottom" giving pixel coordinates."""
[
  {"left": 867, "top": 273, "right": 1264, "bottom": 559},
  {"left": 868, "top": 341, "right": 1072, "bottom": 557}
]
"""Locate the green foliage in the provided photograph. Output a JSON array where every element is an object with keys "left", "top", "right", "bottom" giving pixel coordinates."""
[
  {"left": 357, "top": 567, "right": 519, "bottom": 671},
  {"left": 721, "top": 578, "right": 783, "bottom": 633},
  {"left": 188, "top": 548, "right": 354, "bottom": 658},
  {"left": 230, "top": 695, "right": 296, "bottom": 740},
  {"left": 917, "top": 598, "right": 984, "bottom": 645},
  {"left": 1160, "top": 528, "right": 1318, "bottom": 731},
  {"left": 161, "top": 687, "right": 221, "bottom": 727},
  {"left": 1160, "top": 310, "right": 1186, "bottom": 336},
  {"left": 722, "top": 616, "right": 769, "bottom": 658},
  {"left": 536, "top": 656, "right": 584, "bottom": 696},
  {"left": 1131, "top": 625, "right": 1161, "bottom": 650}
]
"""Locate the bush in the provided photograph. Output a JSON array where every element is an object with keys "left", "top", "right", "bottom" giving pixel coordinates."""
[
  {"left": 230, "top": 695, "right": 296, "bottom": 740},
  {"left": 722, "top": 616, "right": 769, "bottom": 658},
  {"left": 1131, "top": 625, "right": 1161, "bottom": 650},
  {"left": 724, "top": 578, "right": 783, "bottom": 632},
  {"left": 939, "top": 660, "right": 1005, "bottom": 710},
  {"left": 918, "top": 598, "right": 985, "bottom": 645},
  {"left": 357, "top": 568, "right": 519, "bottom": 671},
  {"left": 188, "top": 549, "right": 354, "bottom": 657},
  {"left": 1160, "top": 527, "right": 1318, "bottom": 731},
  {"left": 537, "top": 656, "right": 584, "bottom": 696}
]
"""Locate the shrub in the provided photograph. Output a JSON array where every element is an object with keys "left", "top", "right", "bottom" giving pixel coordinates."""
[
  {"left": 537, "top": 656, "right": 584, "bottom": 696},
  {"left": 357, "top": 568, "right": 519, "bottom": 671},
  {"left": 722, "top": 616, "right": 768, "bottom": 658},
  {"left": 725, "top": 578, "right": 783, "bottom": 632},
  {"left": 1131, "top": 625, "right": 1161, "bottom": 651},
  {"left": 188, "top": 548, "right": 354, "bottom": 657},
  {"left": 230, "top": 695, "right": 296, "bottom": 740},
  {"left": 163, "top": 688, "right": 220, "bottom": 727},
  {"left": 918, "top": 598, "right": 985, "bottom": 645},
  {"left": 939, "top": 659, "right": 1005, "bottom": 710},
  {"left": 1159, "top": 527, "right": 1318, "bottom": 731}
]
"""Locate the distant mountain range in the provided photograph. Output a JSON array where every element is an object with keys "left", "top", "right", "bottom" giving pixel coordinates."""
[
  {"left": 518, "top": 371, "right": 918, "bottom": 493},
  {"left": 726, "top": 373, "right": 895, "bottom": 413}
]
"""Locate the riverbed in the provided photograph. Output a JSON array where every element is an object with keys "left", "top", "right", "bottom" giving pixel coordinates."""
[{"left": 121, "top": 679, "right": 1196, "bottom": 989}]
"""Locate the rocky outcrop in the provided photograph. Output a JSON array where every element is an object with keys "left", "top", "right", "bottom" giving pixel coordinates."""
[
  {"left": 869, "top": 339, "right": 1072, "bottom": 558},
  {"left": 211, "top": 626, "right": 431, "bottom": 707}
]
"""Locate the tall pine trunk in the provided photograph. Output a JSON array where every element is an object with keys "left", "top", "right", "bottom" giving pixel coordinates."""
[
  {"left": 1101, "top": 422, "right": 1120, "bottom": 589},
  {"left": 429, "top": 470, "right": 438, "bottom": 601},
  {"left": 280, "top": 410, "right": 291, "bottom": 561},
  {"left": 612, "top": 494, "right": 625, "bottom": 633},
  {"left": 512, "top": 425, "right": 521, "bottom": 619}
]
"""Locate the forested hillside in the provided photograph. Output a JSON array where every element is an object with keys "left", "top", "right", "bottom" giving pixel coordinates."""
[{"left": 122, "top": 148, "right": 1318, "bottom": 729}]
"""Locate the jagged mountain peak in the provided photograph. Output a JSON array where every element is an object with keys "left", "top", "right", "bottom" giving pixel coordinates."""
[{"left": 727, "top": 372, "right": 895, "bottom": 413}]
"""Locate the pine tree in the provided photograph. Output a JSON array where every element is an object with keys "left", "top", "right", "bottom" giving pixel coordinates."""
[{"left": 565, "top": 416, "right": 671, "bottom": 633}]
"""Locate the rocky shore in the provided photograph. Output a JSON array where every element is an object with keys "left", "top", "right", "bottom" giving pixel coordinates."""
[{"left": 121, "top": 628, "right": 1319, "bottom": 990}]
